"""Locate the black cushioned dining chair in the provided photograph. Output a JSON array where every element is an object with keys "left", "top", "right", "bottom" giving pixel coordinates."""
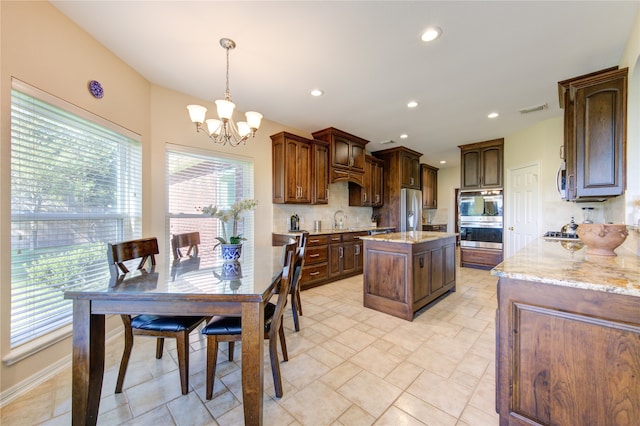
[
  {"left": 171, "top": 231, "right": 200, "bottom": 262},
  {"left": 201, "top": 241, "right": 298, "bottom": 400},
  {"left": 290, "top": 231, "right": 309, "bottom": 331},
  {"left": 107, "top": 237, "right": 206, "bottom": 395}
]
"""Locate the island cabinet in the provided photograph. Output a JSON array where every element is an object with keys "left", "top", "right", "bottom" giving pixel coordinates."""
[
  {"left": 349, "top": 155, "right": 384, "bottom": 207},
  {"left": 496, "top": 278, "right": 640, "bottom": 424},
  {"left": 311, "top": 127, "right": 369, "bottom": 186},
  {"left": 362, "top": 232, "right": 456, "bottom": 321},
  {"left": 558, "top": 67, "right": 627, "bottom": 201},
  {"left": 459, "top": 139, "right": 503, "bottom": 190},
  {"left": 421, "top": 163, "right": 438, "bottom": 210}
]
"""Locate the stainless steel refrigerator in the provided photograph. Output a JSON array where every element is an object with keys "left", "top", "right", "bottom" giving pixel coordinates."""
[{"left": 400, "top": 188, "right": 422, "bottom": 231}]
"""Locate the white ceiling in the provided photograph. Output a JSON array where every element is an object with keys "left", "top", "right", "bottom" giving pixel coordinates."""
[{"left": 50, "top": 1, "right": 638, "bottom": 168}]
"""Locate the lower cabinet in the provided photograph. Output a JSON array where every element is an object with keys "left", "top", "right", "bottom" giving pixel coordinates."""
[
  {"left": 497, "top": 277, "right": 640, "bottom": 424},
  {"left": 274, "top": 231, "right": 368, "bottom": 289},
  {"left": 460, "top": 247, "right": 502, "bottom": 269},
  {"left": 363, "top": 235, "right": 456, "bottom": 321}
]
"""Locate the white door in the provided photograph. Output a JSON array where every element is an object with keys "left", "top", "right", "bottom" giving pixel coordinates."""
[{"left": 505, "top": 163, "right": 540, "bottom": 258}]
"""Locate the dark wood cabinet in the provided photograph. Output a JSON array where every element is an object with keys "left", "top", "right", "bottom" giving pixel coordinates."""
[
  {"left": 558, "top": 67, "right": 627, "bottom": 200},
  {"left": 363, "top": 234, "right": 456, "bottom": 321},
  {"left": 421, "top": 163, "right": 438, "bottom": 209},
  {"left": 349, "top": 155, "right": 384, "bottom": 207},
  {"left": 422, "top": 224, "right": 447, "bottom": 232},
  {"left": 497, "top": 277, "right": 640, "bottom": 424},
  {"left": 312, "top": 127, "right": 369, "bottom": 186},
  {"left": 298, "top": 234, "right": 329, "bottom": 288},
  {"left": 460, "top": 246, "right": 502, "bottom": 270},
  {"left": 459, "top": 139, "right": 503, "bottom": 190},
  {"left": 312, "top": 139, "right": 330, "bottom": 204},
  {"left": 272, "top": 132, "right": 328, "bottom": 205},
  {"left": 400, "top": 150, "right": 421, "bottom": 189},
  {"left": 329, "top": 233, "right": 362, "bottom": 278},
  {"left": 373, "top": 146, "right": 423, "bottom": 230}
]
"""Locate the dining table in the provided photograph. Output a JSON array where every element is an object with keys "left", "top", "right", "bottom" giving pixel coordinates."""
[{"left": 64, "top": 244, "right": 288, "bottom": 426}]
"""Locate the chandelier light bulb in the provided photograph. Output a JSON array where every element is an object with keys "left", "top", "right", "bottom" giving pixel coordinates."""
[{"left": 187, "top": 105, "right": 207, "bottom": 124}]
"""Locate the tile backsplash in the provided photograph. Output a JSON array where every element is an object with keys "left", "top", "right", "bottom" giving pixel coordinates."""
[{"left": 272, "top": 182, "right": 374, "bottom": 233}]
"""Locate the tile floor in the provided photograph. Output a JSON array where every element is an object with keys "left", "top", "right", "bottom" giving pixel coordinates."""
[{"left": 0, "top": 265, "right": 500, "bottom": 425}]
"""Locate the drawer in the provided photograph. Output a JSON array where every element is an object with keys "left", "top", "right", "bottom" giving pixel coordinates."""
[
  {"left": 301, "top": 263, "right": 328, "bottom": 283},
  {"left": 307, "top": 235, "right": 329, "bottom": 246},
  {"left": 328, "top": 234, "right": 342, "bottom": 244},
  {"left": 305, "top": 245, "right": 328, "bottom": 264},
  {"left": 343, "top": 231, "right": 368, "bottom": 242}
]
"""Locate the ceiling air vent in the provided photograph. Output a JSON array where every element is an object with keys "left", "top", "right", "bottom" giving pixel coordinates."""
[
  {"left": 379, "top": 140, "right": 396, "bottom": 145},
  {"left": 519, "top": 103, "right": 548, "bottom": 114}
]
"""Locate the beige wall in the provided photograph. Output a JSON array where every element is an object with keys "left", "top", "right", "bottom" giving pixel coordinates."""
[{"left": 0, "top": 1, "right": 298, "bottom": 399}]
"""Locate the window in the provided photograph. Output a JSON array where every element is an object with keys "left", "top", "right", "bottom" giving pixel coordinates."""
[
  {"left": 166, "top": 145, "right": 254, "bottom": 266},
  {"left": 10, "top": 79, "right": 142, "bottom": 348}
]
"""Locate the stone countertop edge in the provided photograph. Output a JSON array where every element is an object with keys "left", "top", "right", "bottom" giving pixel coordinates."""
[
  {"left": 491, "top": 238, "right": 640, "bottom": 298},
  {"left": 359, "top": 231, "right": 457, "bottom": 244},
  {"left": 274, "top": 226, "right": 395, "bottom": 236}
]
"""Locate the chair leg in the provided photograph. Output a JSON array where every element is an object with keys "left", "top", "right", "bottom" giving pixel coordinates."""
[
  {"left": 206, "top": 336, "right": 219, "bottom": 400},
  {"left": 228, "top": 341, "right": 235, "bottom": 362},
  {"left": 155, "top": 338, "right": 165, "bottom": 359},
  {"left": 269, "top": 337, "right": 283, "bottom": 398},
  {"left": 295, "top": 287, "right": 303, "bottom": 316},
  {"left": 175, "top": 332, "right": 190, "bottom": 395},
  {"left": 115, "top": 316, "right": 134, "bottom": 393},
  {"left": 278, "top": 323, "right": 288, "bottom": 362},
  {"left": 291, "top": 297, "right": 300, "bottom": 332}
]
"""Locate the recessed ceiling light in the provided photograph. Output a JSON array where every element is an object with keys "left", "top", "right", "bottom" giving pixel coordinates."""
[
  {"left": 407, "top": 101, "right": 418, "bottom": 108},
  {"left": 400, "top": 134, "right": 408, "bottom": 139},
  {"left": 310, "top": 89, "right": 324, "bottom": 97},
  {"left": 440, "top": 160, "right": 446, "bottom": 164},
  {"left": 421, "top": 27, "right": 442, "bottom": 42},
  {"left": 488, "top": 112, "right": 499, "bottom": 119}
]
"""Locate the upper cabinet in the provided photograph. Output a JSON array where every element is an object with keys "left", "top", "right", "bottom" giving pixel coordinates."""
[
  {"left": 400, "top": 149, "right": 421, "bottom": 189},
  {"left": 459, "top": 139, "right": 504, "bottom": 190},
  {"left": 349, "top": 155, "right": 384, "bottom": 207},
  {"left": 421, "top": 163, "right": 438, "bottom": 210},
  {"left": 311, "top": 127, "right": 368, "bottom": 186},
  {"left": 272, "top": 132, "right": 328, "bottom": 204},
  {"left": 558, "top": 67, "right": 627, "bottom": 201}
]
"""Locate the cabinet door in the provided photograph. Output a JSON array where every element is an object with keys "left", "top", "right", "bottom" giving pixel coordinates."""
[
  {"left": 400, "top": 152, "right": 420, "bottom": 188},
  {"left": 296, "top": 141, "right": 312, "bottom": 203},
  {"left": 413, "top": 252, "right": 430, "bottom": 303},
  {"left": 313, "top": 141, "right": 329, "bottom": 204},
  {"left": 351, "top": 142, "right": 366, "bottom": 173},
  {"left": 574, "top": 73, "right": 626, "bottom": 198},
  {"left": 480, "top": 145, "right": 503, "bottom": 188},
  {"left": 371, "top": 160, "right": 384, "bottom": 207},
  {"left": 421, "top": 164, "right": 438, "bottom": 209},
  {"left": 342, "top": 241, "right": 356, "bottom": 275},
  {"left": 461, "top": 149, "right": 481, "bottom": 189},
  {"left": 430, "top": 247, "right": 444, "bottom": 294},
  {"left": 331, "top": 135, "right": 352, "bottom": 169},
  {"left": 354, "top": 240, "right": 364, "bottom": 272},
  {"left": 362, "top": 158, "right": 373, "bottom": 205},
  {"left": 285, "top": 139, "right": 301, "bottom": 201}
]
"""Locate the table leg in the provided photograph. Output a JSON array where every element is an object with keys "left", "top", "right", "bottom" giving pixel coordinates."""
[
  {"left": 241, "top": 301, "right": 265, "bottom": 426},
  {"left": 72, "top": 300, "right": 105, "bottom": 426}
]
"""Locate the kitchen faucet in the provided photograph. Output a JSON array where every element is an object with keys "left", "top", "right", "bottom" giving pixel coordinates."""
[{"left": 334, "top": 210, "right": 345, "bottom": 229}]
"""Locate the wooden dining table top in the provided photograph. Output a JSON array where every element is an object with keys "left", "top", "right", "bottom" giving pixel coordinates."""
[{"left": 65, "top": 245, "right": 287, "bottom": 302}]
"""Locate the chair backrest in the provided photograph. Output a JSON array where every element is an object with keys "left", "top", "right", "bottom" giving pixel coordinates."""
[
  {"left": 171, "top": 232, "right": 201, "bottom": 261},
  {"left": 108, "top": 237, "right": 159, "bottom": 275},
  {"left": 291, "top": 231, "right": 309, "bottom": 293},
  {"left": 269, "top": 241, "right": 297, "bottom": 338}
]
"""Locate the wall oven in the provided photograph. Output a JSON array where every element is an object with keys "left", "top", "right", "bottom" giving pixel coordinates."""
[{"left": 458, "top": 190, "right": 503, "bottom": 250}]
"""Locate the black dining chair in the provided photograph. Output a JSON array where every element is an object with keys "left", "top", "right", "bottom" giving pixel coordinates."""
[
  {"left": 107, "top": 237, "right": 207, "bottom": 395},
  {"left": 290, "top": 231, "right": 309, "bottom": 331},
  {"left": 201, "top": 241, "right": 298, "bottom": 400}
]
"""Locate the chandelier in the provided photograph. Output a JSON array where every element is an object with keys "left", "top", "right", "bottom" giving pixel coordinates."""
[{"left": 187, "top": 38, "right": 263, "bottom": 146}]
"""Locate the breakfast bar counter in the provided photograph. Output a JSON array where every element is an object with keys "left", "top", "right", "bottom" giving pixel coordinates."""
[
  {"left": 491, "top": 237, "right": 640, "bottom": 425},
  {"left": 360, "top": 231, "right": 457, "bottom": 321}
]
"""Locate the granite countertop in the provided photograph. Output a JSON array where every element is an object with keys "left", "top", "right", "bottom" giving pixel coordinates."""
[
  {"left": 359, "top": 231, "right": 457, "bottom": 244},
  {"left": 274, "top": 226, "right": 395, "bottom": 237},
  {"left": 491, "top": 238, "right": 640, "bottom": 297}
]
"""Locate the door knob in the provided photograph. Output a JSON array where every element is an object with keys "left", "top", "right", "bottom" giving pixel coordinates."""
[{"left": 508, "top": 226, "right": 514, "bottom": 231}]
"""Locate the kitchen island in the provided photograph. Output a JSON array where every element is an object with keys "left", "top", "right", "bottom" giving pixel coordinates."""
[
  {"left": 491, "top": 237, "right": 640, "bottom": 425},
  {"left": 360, "top": 231, "right": 457, "bottom": 321}
]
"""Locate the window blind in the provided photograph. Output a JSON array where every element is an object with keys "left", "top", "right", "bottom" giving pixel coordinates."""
[
  {"left": 10, "top": 80, "right": 142, "bottom": 348},
  {"left": 166, "top": 146, "right": 254, "bottom": 265}
]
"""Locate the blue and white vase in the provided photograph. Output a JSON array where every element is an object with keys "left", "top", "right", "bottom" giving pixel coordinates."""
[{"left": 220, "top": 243, "right": 242, "bottom": 262}]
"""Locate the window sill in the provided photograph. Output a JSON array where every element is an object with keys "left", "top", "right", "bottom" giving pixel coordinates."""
[{"left": 2, "top": 325, "right": 73, "bottom": 366}]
